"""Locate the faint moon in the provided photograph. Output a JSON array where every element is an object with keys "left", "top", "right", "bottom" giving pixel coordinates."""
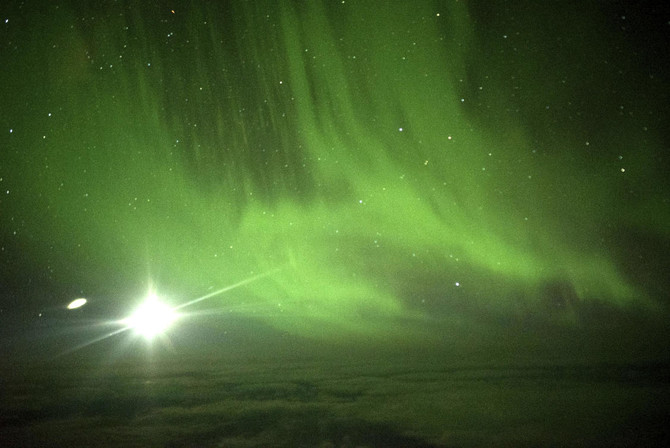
[{"left": 67, "top": 298, "right": 87, "bottom": 309}]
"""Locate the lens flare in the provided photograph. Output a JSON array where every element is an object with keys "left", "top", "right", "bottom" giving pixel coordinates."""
[{"left": 67, "top": 298, "right": 87, "bottom": 310}]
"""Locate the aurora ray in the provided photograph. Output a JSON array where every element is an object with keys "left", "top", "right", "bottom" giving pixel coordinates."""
[{"left": 1, "top": 0, "right": 667, "bottom": 346}]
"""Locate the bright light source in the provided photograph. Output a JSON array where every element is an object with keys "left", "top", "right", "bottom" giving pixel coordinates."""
[
  {"left": 67, "top": 298, "right": 87, "bottom": 309},
  {"left": 123, "top": 294, "right": 177, "bottom": 339}
]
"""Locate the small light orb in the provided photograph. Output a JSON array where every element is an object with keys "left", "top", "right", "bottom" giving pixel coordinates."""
[{"left": 67, "top": 298, "right": 87, "bottom": 309}]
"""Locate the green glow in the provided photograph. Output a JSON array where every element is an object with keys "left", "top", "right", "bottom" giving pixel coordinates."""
[{"left": 3, "top": 1, "right": 667, "bottom": 342}]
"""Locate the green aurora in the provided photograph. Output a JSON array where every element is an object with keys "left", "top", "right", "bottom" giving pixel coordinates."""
[{"left": 2, "top": 1, "right": 668, "bottom": 345}]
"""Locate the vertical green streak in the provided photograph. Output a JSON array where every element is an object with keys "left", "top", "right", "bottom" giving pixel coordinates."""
[{"left": 5, "top": 0, "right": 661, "bottom": 341}]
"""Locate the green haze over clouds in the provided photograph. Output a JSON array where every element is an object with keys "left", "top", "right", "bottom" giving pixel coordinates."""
[{"left": 3, "top": 1, "right": 667, "bottom": 342}]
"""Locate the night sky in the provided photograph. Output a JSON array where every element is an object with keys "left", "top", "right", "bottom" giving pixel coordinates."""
[
  {"left": 2, "top": 0, "right": 670, "bottom": 354},
  {"left": 1, "top": 1, "right": 670, "bottom": 446}
]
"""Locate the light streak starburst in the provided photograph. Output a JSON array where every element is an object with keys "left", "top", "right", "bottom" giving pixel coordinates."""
[{"left": 53, "top": 268, "right": 280, "bottom": 359}]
